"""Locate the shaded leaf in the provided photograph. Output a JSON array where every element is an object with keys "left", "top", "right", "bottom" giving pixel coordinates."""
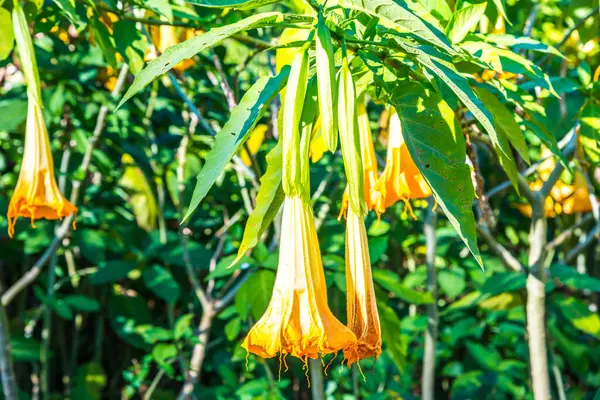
[
  {"left": 446, "top": 2, "right": 487, "bottom": 44},
  {"left": 230, "top": 143, "right": 284, "bottom": 268},
  {"left": 182, "top": 68, "right": 290, "bottom": 223}
]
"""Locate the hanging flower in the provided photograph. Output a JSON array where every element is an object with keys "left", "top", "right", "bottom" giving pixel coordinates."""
[
  {"left": 340, "top": 99, "right": 382, "bottom": 218},
  {"left": 374, "top": 110, "right": 431, "bottom": 218},
  {"left": 516, "top": 147, "right": 594, "bottom": 217},
  {"left": 146, "top": 12, "right": 196, "bottom": 72},
  {"left": 242, "top": 196, "right": 357, "bottom": 360},
  {"left": 343, "top": 206, "right": 382, "bottom": 366},
  {"left": 7, "top": 100, "right": 77, "bottom": 238}
]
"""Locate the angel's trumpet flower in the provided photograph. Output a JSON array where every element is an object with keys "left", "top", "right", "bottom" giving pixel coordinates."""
[
  {"left": 374, "top": 110, "right": 431, "bottom": 218},
  {"left": 242, "top": 197, "right": 356, "bottom": 360},
  {"left": 8, "top": 2, "right": 77, "bottom": 238},
  {"left": 343, "top": 207, "right": 382, "bottom": 366}
]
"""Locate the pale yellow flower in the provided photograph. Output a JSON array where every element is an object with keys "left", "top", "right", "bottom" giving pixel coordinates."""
[
  {"left": 7, "top": 100, "right": 77, "bottom": 238},
  {"left": 343, "top": 207, "right": 382, "bottom": 366},
  {"left": 374, "top": 110, "right": 431, "bottom": 218},
  {"left": 242, "top": 196, "right": 356, "bottom": 360}
]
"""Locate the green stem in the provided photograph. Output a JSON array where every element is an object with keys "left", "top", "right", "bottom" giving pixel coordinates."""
[{"left": 41, "top": 253, "right": 58, "bottom": 399}]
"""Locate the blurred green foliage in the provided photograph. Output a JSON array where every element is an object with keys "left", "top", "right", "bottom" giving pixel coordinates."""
[{"left": 0, "top": 0, "right": 599, "bottom": 399}]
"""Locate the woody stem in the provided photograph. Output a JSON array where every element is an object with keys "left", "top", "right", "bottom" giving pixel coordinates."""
[{"left": 421, "top": 197, "right": 438, "bottom": 400}]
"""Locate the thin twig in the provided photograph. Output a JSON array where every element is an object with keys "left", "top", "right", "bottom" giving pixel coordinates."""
[
  {"left": 547, "top": 213, "right": 594, "bottom": 250},
  {"left": 477, "top": 224, "right": 524, "bottom": 272},
  {"left": 565, "top": 224, "right": 600, "bottom": 263}
]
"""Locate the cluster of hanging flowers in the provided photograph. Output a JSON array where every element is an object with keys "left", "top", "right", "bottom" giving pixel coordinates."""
[
  {"left": 241, "top": 15, "right": 432, "bottom": 374},
  {"left": 6, "top": 2, "right": 77, "bottom": 238}
]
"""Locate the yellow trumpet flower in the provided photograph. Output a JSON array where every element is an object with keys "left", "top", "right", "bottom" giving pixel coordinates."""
[
  {"left": 343, "top": 207, "right": 382, "bottom": 366},
  {"left": 516, "top": 147, "right": 594, "bottom": 217},
  {"left": 242, "top": 196, "right": 356, "bottom": 361},
  {"left": 7, "top": 100, "right": 77, "bottom": 238},
  {"left": 374, "top": 110, "right": 431, "bottom": 218},
  {"left": 339, "top": 99, "right": 382, "bottom": 217},
  {"left": 146, "top": 13, "right": 196, "bottom": 72}
]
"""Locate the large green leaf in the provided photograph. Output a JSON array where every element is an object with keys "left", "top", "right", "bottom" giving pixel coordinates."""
[
  {"left": 445, "top": 2, "right": 487, "bottom": 44},
  {"left": 235, "top": 269, "right": 275, "bottom": 320},
  {"left": 373, "top": 270, "right": 434, "bottom": 304},
  {"left": 229, "top": 143, "right": 284, "bottom": 269},
  {"left": 117, "top": 13, "right": 287, "bottom": 108},
  {"left": 0, "top": 8, "right": 14, "bottom": 62},
  {"left": 142, "top": 264, "right": 181, "bottom": 304},
  {"left": 475, "top": 86, "right": 526, "bottom": 191},
  {"left": 338, "top": 0, "right": 454, "bottom": 54},
  {"left": 392, "top": 83, "right": 482, "bottom": 267},
  {"left": 397, "top": 42, "right": 507, "bottom": 159},
  {"left": 184, "top": 0, "right": 279, "bottom": 9},
  {"left": 182, "top": 67, "right": 290, "bottom": 223},
  {"left": 377, "top": 300, "right": 407, "bottom": 372}
]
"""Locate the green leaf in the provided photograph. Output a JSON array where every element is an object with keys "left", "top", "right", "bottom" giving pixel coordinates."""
[
  {"left": 438, "top": 268, "right": 466, "bottom": 299},
  {"left": 229, "top": 143, "right": 284, "bottom": 269},
  {"left": 481, "top": 272, "right": 526, "bottom": 296},
  {"left": 174, "top": 314, "right": 194, "bottom": 340},
  {"left": 11, "top": 337, "right": 44, "bottom": 361},
  {"left": 108, "top": 293, "right": 152, "bottom": 350},
  {"left": 182, "top": 68, "right": 290, "bottom": 223},
  {"left": 113, "top": 21, "right": 148, "bottom": 75},
  {"left": 63, "top": 295, "right": 101, "bottom": 312},
  {"left": 90, "top": 260, "right": 137, "bottom": 285},
  {"left": 184, "top": 0, "right": 279, "bottom": 9},
  {"left": 89, "top": 15, "right": 117, "bottom": 67},
  {"left": 142, "top": 264, "right": 181, "bottom": 304},
  {"left": 489, "top": 0, "right": 508, "bottom": 23},
  {"left": 0, "top": 7, "right": 14, "bottom": 62},
  {"left": 377, "top": 300, "right": 407, "bottom": 372},
  {"left": 338, "top": 0, "right": 454, "bottom": 54},
  {"left": 580, "top": 101, "right": 600, "bottom": 144},
  {"left": 224, "top": 317, "right": 241, "bottom": 341},
  {"left": 0, "top": 98, "right": 27, "bottom": 131},
  {"left": 373, "top": 269, "right": 434, "bottom": 304},
  {"left": 466, "top": 342, "right": 501, "bottom": 371},
  {"left": 551, "top": 264, "right": 600, "bottom": 292},
  {"left": 416, "top": 0, "right": 452, "bottom": 21},
  {"left": 398, "top": 42, "right": 505, "bottom": 160},
  {"left": 553, "top": 295, "right": 600, "bottom": 337},
  {"left": 52, "top": 0, "right": 82, "bottom": 25},
  {"left": 474, "top": 86, "right": 525, "bottom": 191},
  {"left": 152, "top": 343, "right": 178, "bottom": 366},
  {"left": 117, "top": 12, "right": 287, "bottom": 108},
  {"left": 392, "top": 82, "right": 482, "bottom": 267},
  {"left": 146, "top": 0, "right": 173, "bottom": 21},
  {"left": 235, "top": 270, "right": 275, "bottom": 320},
  {"left": 446, "top": 2, "right": 487, "bottom": 44},
  {"left": 71, "top": 363, "right": 106, "bottom": 400},
  {"left": 486, "top": 34, "right": 563, "bottom": 58},
  {"left": 475, "top": 87, "right": 529, "bottom": 163}
]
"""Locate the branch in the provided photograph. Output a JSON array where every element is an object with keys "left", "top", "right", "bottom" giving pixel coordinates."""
[
  {"left": 1, "top": 65, "right": 130, "bottom": 307},
  {"left": 547, "top": 213, "right": 594, "bottom": 250},
  {"left": 477, "top": 224, "right": 525, "bottom": 272},
  {"left": 565, "top": 224, "right": 600, "bottom": 264},
  {"left": 539, "top": 129, "right": 577, "bottom": 199}
]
